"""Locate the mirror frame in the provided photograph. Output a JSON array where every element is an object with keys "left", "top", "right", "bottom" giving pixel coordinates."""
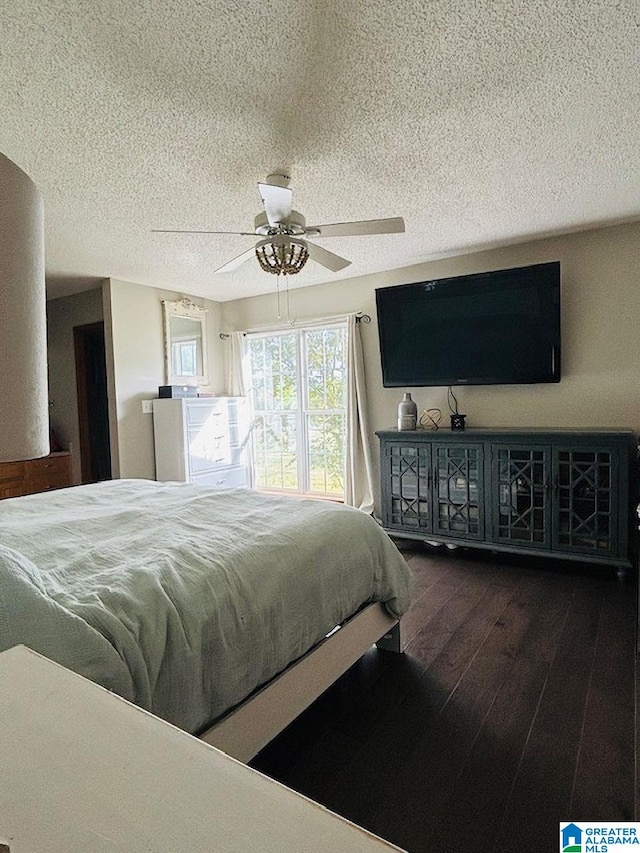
[{"left": 162, "top": 298, "right": 209, "bottom": 386}]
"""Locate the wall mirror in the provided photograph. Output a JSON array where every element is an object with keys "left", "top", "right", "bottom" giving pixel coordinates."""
[{"left": 162, "top": 298, "right": 208, "bottom": 386}]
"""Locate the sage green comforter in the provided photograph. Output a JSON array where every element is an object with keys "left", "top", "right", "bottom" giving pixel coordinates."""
[{"left": 0, "top": 480, "right": 412, "bottom": 733}]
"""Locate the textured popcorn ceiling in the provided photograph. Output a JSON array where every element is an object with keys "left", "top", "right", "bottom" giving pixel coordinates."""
[{"left": 1, "top": 1, "right": 639, "bottom": 302}]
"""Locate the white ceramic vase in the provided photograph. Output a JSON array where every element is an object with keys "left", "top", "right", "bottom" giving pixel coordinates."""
[{"left": 397, "top": 392, "right": 417, "bottom": 431}]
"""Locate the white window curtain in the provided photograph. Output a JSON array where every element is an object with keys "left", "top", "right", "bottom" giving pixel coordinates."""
[
  {"left": 226, "top": 330, "right": 247, "bottom": 397},
  {"left": 345, "top": 314, "right": 374, "bottom": 514},
  {"left": 225, "top": 313, "right": 374, "bottom": 514}
]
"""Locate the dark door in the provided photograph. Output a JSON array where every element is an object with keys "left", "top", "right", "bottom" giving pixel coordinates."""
[{"left": 74, "top": 322, "right": 112, "bottom": 483}]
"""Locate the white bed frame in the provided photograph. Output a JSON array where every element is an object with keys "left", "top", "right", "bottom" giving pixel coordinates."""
[{"left": 200, "top": 603, "right": 402, "bottom": 762}]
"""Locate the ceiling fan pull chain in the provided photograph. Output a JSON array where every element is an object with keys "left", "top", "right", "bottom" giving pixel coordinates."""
[
  {"left": 286, "top": 275, "right": 291, "bottom": 324},
  {"left": 276, "top": 274, "right": 282, "bottom": 319}
]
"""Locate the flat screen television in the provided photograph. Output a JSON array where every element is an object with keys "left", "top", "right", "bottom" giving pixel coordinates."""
[{"left": 375, "top": 262, "right": 561, "bottom": 387}]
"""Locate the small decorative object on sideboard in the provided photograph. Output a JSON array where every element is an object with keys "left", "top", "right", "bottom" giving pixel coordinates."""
[
  {"left": 448, "top": 386, "right": 466, "bottom": 431},
  {"left": 420, "top": 408, "right": 442, "bottom": 430},
  {"left": 397, "top": 393, "right": 417, "bottom": 431}
]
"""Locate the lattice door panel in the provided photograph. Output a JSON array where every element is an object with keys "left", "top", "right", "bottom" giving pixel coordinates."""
[
  {"left": 388, "top": 444, "right": 432, "bottom": 529},
  {"left": 493, "top": 446, "right": 550, "bottom": 547},
  {"left": 433, "top": 443, "right": 484, "bottom": 539},
  {"left": 554, "top": 448, "right": 617, "bottom": 555}
]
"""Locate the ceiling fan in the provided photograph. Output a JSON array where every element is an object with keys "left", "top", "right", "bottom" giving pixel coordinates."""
[{"left": 152, "top": 173, "right": 405, "bottom": 276}]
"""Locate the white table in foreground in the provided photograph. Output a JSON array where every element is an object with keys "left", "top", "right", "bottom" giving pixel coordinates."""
[{"left": 0, "top": 646, "right": 405, "bottom": 853}]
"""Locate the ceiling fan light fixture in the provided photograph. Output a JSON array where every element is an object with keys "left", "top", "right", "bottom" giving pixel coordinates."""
[{"left": 255, "top": 237, "right": 309, "bottom": 276}]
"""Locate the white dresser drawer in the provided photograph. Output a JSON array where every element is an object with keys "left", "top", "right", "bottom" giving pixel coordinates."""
[
  {"left": 187, "top": 427, "right": 231, "bottom": 472},
  {"left": 186, "top": 401, "right": 225, "bottom": 426}
]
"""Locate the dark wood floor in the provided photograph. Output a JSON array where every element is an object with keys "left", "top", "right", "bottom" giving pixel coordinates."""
[{"left": 251, "top": 544, "right": 637, "bottom": 853}]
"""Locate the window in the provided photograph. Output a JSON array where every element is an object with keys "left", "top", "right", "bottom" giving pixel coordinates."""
[
  {"left": 171, "top": 339, "right": 198, "bottom": 377},
  {"left": 246, "top": 324, "right": 347, "bottom": 498}
]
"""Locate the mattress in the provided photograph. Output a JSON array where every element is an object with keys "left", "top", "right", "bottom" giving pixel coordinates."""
[{"left": 0, "top": 479, "right": 412, "bottom": 733}]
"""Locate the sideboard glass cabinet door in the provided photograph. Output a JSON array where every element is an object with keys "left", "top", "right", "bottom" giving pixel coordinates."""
[
  {"left": 432, "top": 442, "right": 484, "bottom": 540},
  {"left": 491, "top": 445, "right": 551, "bottom": 548},
  {"left": 384, "top": 441, "right": 485, "bottom": 539},
  {"left": 386, "top": 443, "right": 432, "bottom": 530},
  {"left": 553, "top": 446, "right": 619, "bottom": 558}
]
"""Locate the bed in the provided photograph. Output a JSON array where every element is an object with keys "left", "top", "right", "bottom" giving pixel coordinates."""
[{"left": 0, "top": 479, "right": 412, "bottom": 760}]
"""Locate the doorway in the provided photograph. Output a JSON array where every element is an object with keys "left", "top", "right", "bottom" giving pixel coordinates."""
[{"left": 74, "top": 322, "right": 112, "bottom": 483}]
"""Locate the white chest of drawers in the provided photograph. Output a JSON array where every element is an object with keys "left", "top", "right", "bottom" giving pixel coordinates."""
[{"left": 152, "top": 396, "right": 250, "bottom": 488}]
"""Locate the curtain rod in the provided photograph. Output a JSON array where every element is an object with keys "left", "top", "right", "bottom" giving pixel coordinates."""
[{"left": 219, "top": 312, "right": 371, "bottom": 339}]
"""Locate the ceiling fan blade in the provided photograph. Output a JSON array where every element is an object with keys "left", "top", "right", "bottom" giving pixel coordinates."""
[
  {"left": 214, "top": 246, "right": 257, "bottom": 274},
  {"left": 151, "top": 229, "right": 257, "bottom": 236},
  {"left": 305, "top": 217, "right": 405, "bottom": 238},
  {"left": 305, "top": 241, "right": 351, "bottom": 272},
  {"left": 258, "top": 182, "right": 293, "bottom": 227}
]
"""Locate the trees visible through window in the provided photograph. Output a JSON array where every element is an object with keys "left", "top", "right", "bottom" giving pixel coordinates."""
[{"left": 246, "top": 324, "right": 347, "bottom": 498}]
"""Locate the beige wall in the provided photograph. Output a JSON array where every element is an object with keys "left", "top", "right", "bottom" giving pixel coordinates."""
[
  {"left": 104, "top": 278, "right": 225, "bottom": 480},
  {"left": 221, "top": 221, "right": 640, "bottom": 507},
  {"left": 95, "top": 220, "right": 639, "bottom": 495},
  {"left": 46, "top": 287, "right": 104, "bottom": 484}
]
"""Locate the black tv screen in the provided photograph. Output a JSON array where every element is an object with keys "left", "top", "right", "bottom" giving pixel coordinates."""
[{"left": 375, "top": 262, "right": 561, "bottom": 387}]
